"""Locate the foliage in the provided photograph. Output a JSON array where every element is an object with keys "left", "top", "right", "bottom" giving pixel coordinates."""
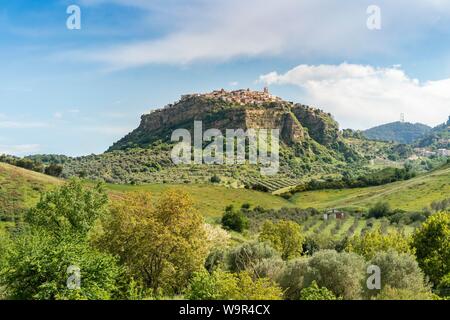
[
  {"left": 345, "top": 228, "right": 414, "bottom": 259},
  {"left": 227, "top": 241, "right": 280, "bottom": 275},
  {"left": 368, "top": 202, "right": 392, "bottom": 219},
  {"left": 299, "top": 281, "right": 340, "bottom": 300},
  {"left": 278, "top": 258, "right": 310, "bottom": 300},
  {"left": 374, "top": 286, "right": 438, "bottom": 300},
  {"left": 185, "top": 269, "right": 283, "bottom": 300},
  {"left": 44, "top": 163, "right": 64, "bottom": 177},
  {"left": 259, "top": 220, "right": 305, "bottom": 260},
  {"left": 96, "top": 190, "right": 208, "bottom": 294},
  {"left": 221, "top": 206, "right": 249, "bottom": 232},
  {"left": 412, "top": 212, "right": 450, "bottom": 286},
  {"left": 25, "top": 179, "right": 108, "bottom": 237},
  {"left": 366, "top": 250, "right": 431, "bottom": 298},
  {"left": 306, "top": 250, "right": 366, "bottom": 300},
  {"left": 1, "top": 231, "right": 123, "bottom": 300}
]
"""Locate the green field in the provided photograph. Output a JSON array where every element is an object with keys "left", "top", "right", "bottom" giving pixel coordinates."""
[
  {"left": 290, "top": 165, "right": 450, "bottom": 211},
  {"left": 106, "top": 183, "right": 295, "bottom": 220}
]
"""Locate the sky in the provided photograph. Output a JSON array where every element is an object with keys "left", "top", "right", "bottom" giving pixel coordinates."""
[{"left": 1, "top": 0, "right": 450, "bottom": 156}]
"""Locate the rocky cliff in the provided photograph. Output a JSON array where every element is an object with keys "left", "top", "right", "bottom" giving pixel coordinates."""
[{"left": 108, "top": 89, "right": 340, "bottom": 152}]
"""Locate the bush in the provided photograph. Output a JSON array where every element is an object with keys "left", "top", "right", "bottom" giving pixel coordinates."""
[
  {"left": 374, "top": 286, "right": 437, "bottom": 300},
  {"left": 185, "top": 270, "right": 283, "bottom": 300},
  {"left": 299, "top": 281, "right": 340, "bottom": 300},
  {"left": 221, "top": 207, "right": 249, "bottom": 232},
  {"left": 210, "top": 175, "right": 221, "bottom": 183},
  {"left": 368, "top": 202, "right": 391, "bottom": 219},
  {"left": 366, "top": 250, "right": 431, "bottom": 298}
]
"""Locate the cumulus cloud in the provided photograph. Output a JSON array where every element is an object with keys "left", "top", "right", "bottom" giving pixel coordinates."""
[
  {"left": 259, "top": 63, "right": 450, "bottom": 129},
  {"left": 68, "top": 0, "right": 450, "bottom": 69}
]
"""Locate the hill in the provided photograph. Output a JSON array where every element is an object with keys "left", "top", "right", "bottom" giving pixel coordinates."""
[
  {"left": 290, "top": 164, "right": 450, "bottom": 211},
  {"left": 414, "top": 116, "right": 450, "bottom": 149},
  {"left": 0, "top": 162, "right": 61, "bottom": 221},
  {"left": 59, "top": 89, "right": 394, "bottom": 188},
  {"left": 363, "top": 121, "right": 431, "bottom": 144}
]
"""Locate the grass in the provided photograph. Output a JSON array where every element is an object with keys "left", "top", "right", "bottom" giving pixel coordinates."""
[
  {"left": 106, "top": 183, "right": 295, "bottom": 220},
  {"left": 0, "top": 163, "right": 61, "bottom": 219},
  {"left": 290, "top": 165, "right": 450, "bottom": 211}
]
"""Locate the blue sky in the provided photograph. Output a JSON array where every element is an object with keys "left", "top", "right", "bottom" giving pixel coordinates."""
[{"left": 1, "top": 0, "right": 450, "bottom": 156}]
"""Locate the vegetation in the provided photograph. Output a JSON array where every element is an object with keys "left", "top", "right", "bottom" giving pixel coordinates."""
[{"left": 259, "top": 220, "right": 304, "bottom": 260}]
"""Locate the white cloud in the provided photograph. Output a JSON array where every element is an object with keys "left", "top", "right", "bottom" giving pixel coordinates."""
[
  {"left": 0, "top": 144, "right": 40, "bottom": 156},
  {"left": 80, "top": 125, "right": 133, "bottom": 135},
  {"left": 67, "top": 0, "right": 450, "bottom": 69},
  {"left": 259, "top": 63, "right": 450, "bottom": 129},
  {"left": 53, "top": 112, "right": 63, "bottom": 119}
]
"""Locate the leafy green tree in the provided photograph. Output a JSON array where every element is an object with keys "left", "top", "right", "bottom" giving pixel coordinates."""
[
  {"left": 1, "top": 181, "right": 122, "bottom": 300},
  {"left": 96, "top": 190, "right": 208, "bottom": 294},
  {"left": 306, "top": 250, "right": 366, "bottom": 300},
  {"left": 412, "top": 212, "right": 450, "bottom": 286},
  {"left": 221, "top": 206, "right": 248, "bottom": 232},
  {"left": 346, "top": 228, "right": 414, "bottom": 259},
  {"left": 1, "top": 231, "right": 123, "bottom": 300},
  {"left": 185, "top": 270, "right": 283, "bottom": 300},
  {"left": 366, "top": 250, "right": 431, "bottom": 298},
  {"left": 259, "top": 220, "right": 304, "bottom": 260},
  {"left": 26, "top": 179, "right": 108, "bottom": 237},
  {"left": 299, "top": 281, "right": 340, "bottom": 300}
]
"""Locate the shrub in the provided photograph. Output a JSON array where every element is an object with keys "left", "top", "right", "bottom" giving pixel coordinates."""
[
  {"left": 210, "top": 175, "right": 221, "bottom": 183},
  {"left": 374, "top": 286, "right": 437, "bottom": 300},
  {"left": 185, "top": 270, "right": 283, "bottom": 300},
  {"left": 366, "top": 250, "right": 431, "bottom": 298},
  {"left": 299, "top": 281, "right": 340, "bottom": 300},
  {"left": 221, "top": 207, "right": 249, "bottom": 232},
  {"left": 368, "top": 202, "right": 391, "bottom": 219}
]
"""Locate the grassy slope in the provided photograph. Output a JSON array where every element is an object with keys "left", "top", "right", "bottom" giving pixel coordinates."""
[
  {"left": 106, "top": 184, "right": 295, "bottom": 220},
  {"left": 0, "top": 163, "right": 61, "bottom": 215},
  {"left": 290, "top": 165, "right": 450, "bottom": 211}
]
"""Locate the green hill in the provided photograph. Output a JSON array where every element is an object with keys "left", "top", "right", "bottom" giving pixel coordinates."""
[
  {"left": 363, "top": 121, "right": 431, "bottom": 144},
  {"left": 290, "top": 164, "right": 450, "bottom": 211},
  {"left": 0, "top": 163, "right": 61, "bottom": 220}
]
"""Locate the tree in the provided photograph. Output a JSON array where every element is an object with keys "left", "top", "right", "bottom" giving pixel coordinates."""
[
  {"left": 221, "top": 206, "right": 248, "bottom": 232},
  {"left": 412, "top": 212, "right": 450, "bottom": 286},
  {"left": 26, "top": 179, "right": 108, "bottom": 237},
  {"left": 227, "top": 241, "right": 280, "bottom": 276},
  {"left": 185, "top": 270, "right": 283, "bottom": 300},
  {"left": 299, "top": 281, "right": 340, "bottom": 300},
  {"left": 374, "top": 286, "right": 437, "bottom": 300},
  {"left": 96, "top": 190, "right": 208, "bottom": 294},
  {"left": 1, "top": 231, "right": 123, "bottom": 300},
  {"left": 44, "top": 163, "right": 64, "bottom": 177},
  {"left": 366, "top": 250, "right": 431, "bottom": 298},
  {"left": 345, "top": 228, "right": 414, "bottom": 259},
  {"left": 278, "top": 258, "right": 310, "bottom": 300},
  {"left": 259, "top": 220, "right": 304, "bottom": 260},
  {"left": 306, "top": 250, "right": 366, "bottom": 300},
  {"left": 368, "top": 201, "right": 391, "bottom": 218},
  {"left": 1, "top": 181, "right": 122, "bottom": 300}
]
